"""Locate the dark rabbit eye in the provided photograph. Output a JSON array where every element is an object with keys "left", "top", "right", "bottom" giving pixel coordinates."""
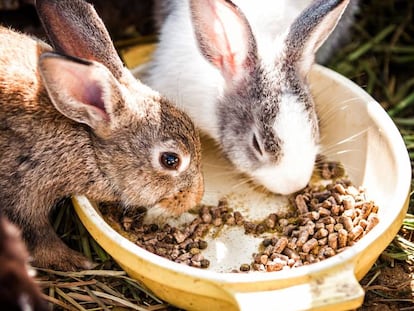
[
  {"left": 252, "top": 133, "right": 263, "bottom": 156},
  {"left": 160, "top": 152, "right": 181, "bottom": 170}
]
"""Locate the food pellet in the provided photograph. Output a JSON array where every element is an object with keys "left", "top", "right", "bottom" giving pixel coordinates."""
[
  {"left": 240, "top": 263, "right": 251, "bottom": 272},
  {"left": 99, "top": 160, "right": 380, "bottom": 273}
]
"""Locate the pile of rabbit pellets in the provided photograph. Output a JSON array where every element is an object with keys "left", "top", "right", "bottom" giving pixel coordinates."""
[{"left": 100, "top": 161, "right": 379, "bottom": 272}]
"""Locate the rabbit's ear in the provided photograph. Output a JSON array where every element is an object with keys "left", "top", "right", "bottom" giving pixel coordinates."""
[
  {"left": 35, "top": 0, "right": 124, "bottom": 80},
  {"left": 189, "top": 0, "right": 257, "bottom": 82},
  {"left": 39, "top": 52, "right": 123, "bottom": 137},
  {"left": 285, "top": 0, "right": 350, "bottom": 76}
]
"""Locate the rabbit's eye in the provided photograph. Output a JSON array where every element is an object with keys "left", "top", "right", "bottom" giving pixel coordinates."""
[
  {"left": 160, "top": 152, "right": 181, "bottom": 170},
  {"left": 252, "top": 133, "right": 263, "bottom": 156}
]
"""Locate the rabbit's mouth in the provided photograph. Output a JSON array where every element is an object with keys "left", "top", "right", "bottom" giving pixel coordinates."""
[{"left": 154, "top": 185, "right": 204, "bottom": 216}]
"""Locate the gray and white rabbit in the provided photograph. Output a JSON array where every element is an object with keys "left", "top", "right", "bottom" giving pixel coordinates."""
[
  {"left": 144, "top": 0, "right": 353, "bottom": 195},
  {"left": 0, "top": 0, "right": 203, "bottom": 270}
]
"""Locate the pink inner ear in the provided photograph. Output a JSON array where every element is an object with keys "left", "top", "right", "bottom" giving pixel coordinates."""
[
  {"left": 192, "top": 0, "right": 253, "bottom": 80},
  {"left": 63, "top": 63, "right": 110, "bottom": 122},
  {"left": 81, "top": 82, "right": 108, "bottom": 118}
]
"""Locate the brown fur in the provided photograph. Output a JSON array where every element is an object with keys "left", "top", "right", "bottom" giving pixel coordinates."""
[
  {"left": 0, "top": 216, "right": 48, "bottom": 311},
  {"left": 0, "top": 0, "right": 203, "bottom": 271}
]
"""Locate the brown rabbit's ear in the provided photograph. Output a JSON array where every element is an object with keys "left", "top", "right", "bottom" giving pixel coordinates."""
[
  {"left": 285, "top": 0, "right": 350, "bottom": 76},
  {"left": 35, "top": 0, "right": 124, "bottom": 80},
  {"left": 39, "top": 52, "right": 123, "bottom": 136},
  {"left": 189, "top": 0, "right": 258, "bottom": 83}
]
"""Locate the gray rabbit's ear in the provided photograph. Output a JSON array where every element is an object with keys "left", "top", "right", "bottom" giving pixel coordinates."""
[
  {"left": 35, "top": 0, "right": 124, "bottom": 80},
  {"left": 39, "top": 52, "right": 123, "bottom": 137},
  {"left": 189, "top": 0, "right": 258, "bottom": 83},
  {"left": 285, "top": 0, "right": 350, "bottom": 76}
]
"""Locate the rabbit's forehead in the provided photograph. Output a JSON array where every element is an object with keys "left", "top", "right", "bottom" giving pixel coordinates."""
[
  {"left": 274, "top": 92, "right": 317, "bottom": 139},
  {"left": 247, "top": 68, "right": 318, "bottom": 151},
  {"left": 256, "top": 89, "right": 318, "bottom": 142},
  {"left": 120, "top": 79, "right": 164, "bottom": 121}
]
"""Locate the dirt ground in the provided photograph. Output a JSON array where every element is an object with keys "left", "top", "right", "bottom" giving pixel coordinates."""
[{"left": 358, "top": 260, "right": 413, "bottom": 310}]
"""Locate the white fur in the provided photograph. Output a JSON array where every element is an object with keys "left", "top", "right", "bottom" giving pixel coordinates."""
[{"left": 252, "top": 93, "right": 320, "bottom": 195}]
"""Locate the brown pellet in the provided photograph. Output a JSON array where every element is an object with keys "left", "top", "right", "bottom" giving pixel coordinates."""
[
  {"left": 212, "top": 217, "right": 223, "bottom": 227},
  {"left": 189, "top": 248, "right": 200, "bottom": 255},
  {"left": 283, "top": 247, "right": 301, "bottom": 261},
  {"left": 323, "top": 247, "right": 336, "bottom": 257},
  {"left": 263, "top": 245, "right": 274, "bottom": 256},
  {"left": 320, "top": 216, "right": 336, "bottom": 225},
  {"left": 366, "top": 213, "right": 380, "bottom": 233},
  {"left": 201, "top": 212, "right": 212, "bottom": 224},
  {"left": 318, "top": 207, "right": 331, "bottom": 217},
  {"left": 252, "top": 263, "right": 265, "bottom": 271},
  {"left": 283, "top": 224, "right": 297, "bottom": 236},
  {"left": 304, "top": 221, "right": 316, "bottom": 235},
  {"left": 314, "top": 228, "right": 329, "bottom": 239},
  {"left": 339, "top": 216, "right": 353, "bottom": 231},
  {"left": 334, "top": 183, "right": 346, "bottom": 195},
  {"left": 360, "top": 202, "right": 373, "bottom": 219},
  {"left": 240, "top": 263, "right": 250, "bottom": 272},
  {"left": 264, "top": 214, "right": 277, "bottom": 229},
  {"left": 295, "top": 194, "right": 309, "bottom": 214},
  {"left": 328, "top": 233, "right": 338, "bottom": 249},
  {"left": 260, "top": 254, "right": 269, "bottom": 265},
  {"left": 330, "top": 204, "right": 341, "bottom": 216},
  {"left": 256, "top": 223, "right": 267, "bottom": 234},
  {"left": 334, "top": 223, "right": 344, "bottom": 232},
  {"left": 318, "top": 237, "right": 328, "bottom": 246},
  {"left": 173, "top": 230, "right": 187, "bottom": 243},
  {"left": 270, "top": 253, "right": 289, "bottom": 262},
  {"left": 225, "top": 215, "right": 235, "bottom": 225},
  {"left": 200, "top": 259, "right": 210, "bottom": 268},
  {"left": 343, "top": 209, "right": 356, "bottom": 219},
  {"left": 121, "top": 216, "right": 134, "bottom": 231},
  {"left": 338, "top": 229, "right": 348, "bottom": 248},
  {"left": 321, "top": 200, "right": 332, "bottom": 209},
  {"left": 191, "top": 253, "right": 203, "bottom": 262},
  {"left": 349, "top": 225, "right": 364, "bottom": 241},
  {"left": 266, "top": 262, "right": 284, "bottom": 272},
  {"left": 325, "top": 223, "right": 334, "bottom": 233},
  {"left": 359, "top": 219, "right": 368, "bottom": 229},
  {"left": 302, "top": 238, "right": 318, "bottom": 253},
  {"left": 287, "top": 237, "right": 297, "bottom": 250},
  {"left": 244, "top": 221, "right": 256, "bottom": 234},
  {"left": 274, "top": 237, "right": 289, "bottom": 253},
  {"left": 233, "top": 211, "right": 244, "bottom": 225},
  {"left": 279, "top": 218, "right": 289, "bottom": 227},
  {"left": 342, "top": 196, "right": 355, "bottom": 210},
  {"left": 198, "top": 240, "right": 208, "bottom": 250},
  {"left": 296, "top": 229, "right": 310, "bottom": 247}
]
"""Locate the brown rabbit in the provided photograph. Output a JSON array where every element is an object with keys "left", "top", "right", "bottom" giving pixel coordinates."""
[{"left": 0, "top": 0, "right": 203, "bottom": 271}]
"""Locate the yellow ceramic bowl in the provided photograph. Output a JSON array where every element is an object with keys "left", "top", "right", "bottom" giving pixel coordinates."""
[{"left": 73, "top": 65, "right": 411, "bottom": 311}]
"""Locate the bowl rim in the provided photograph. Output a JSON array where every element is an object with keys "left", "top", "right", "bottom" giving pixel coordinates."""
[{"left": 74, "top": 64, "right": 412, "bottom": 285}]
